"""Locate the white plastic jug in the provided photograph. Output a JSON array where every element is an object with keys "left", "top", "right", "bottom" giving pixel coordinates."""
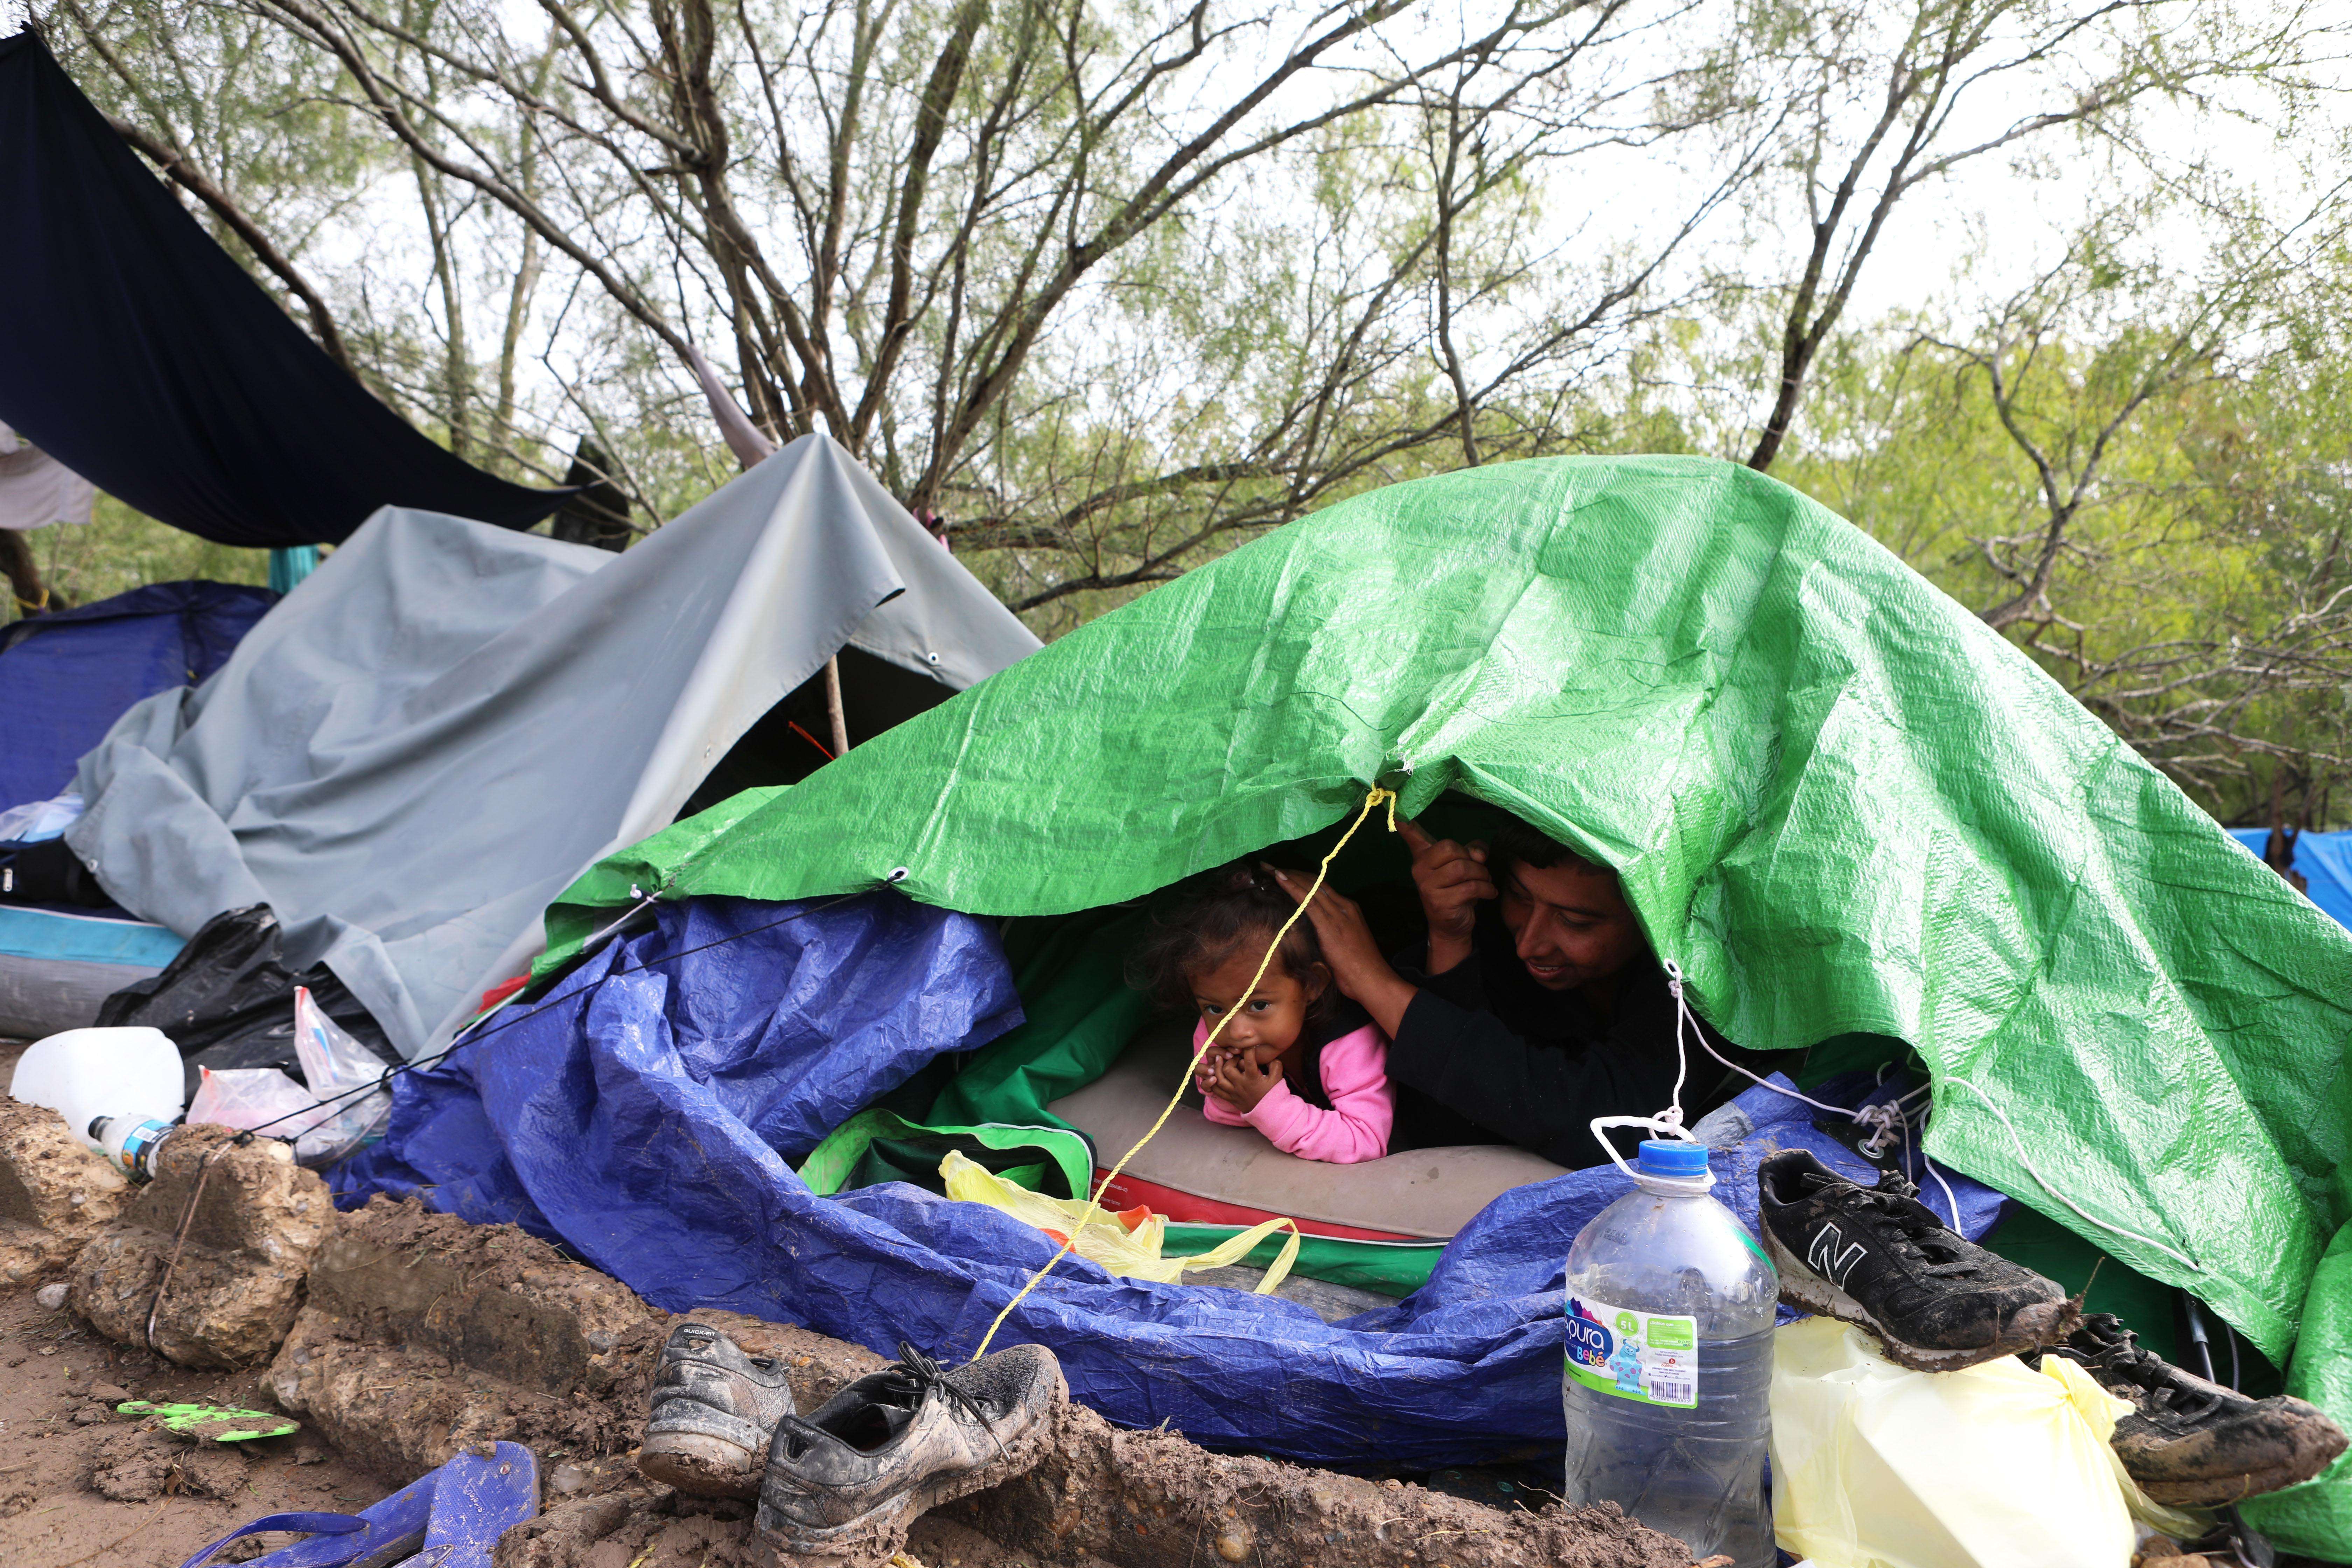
[{"left": 9, "top": 1026, "right": 184, "bottom": 1149}]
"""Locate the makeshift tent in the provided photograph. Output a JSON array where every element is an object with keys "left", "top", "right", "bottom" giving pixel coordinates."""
[
  {"left": 343, "top": 890, "right": 2007, "bottom": 1467},
  {"left": 0, "top": 580, "right": 275, "bottom": 812},
  {"left": 66, "top": 433, "right": 1040, "bottom": 1058},
  {"left": 348, "top": 453, "right": 2350, "bottom": 1550},
  {"left": 0, "top": 580, "right": 271, "bottom": 1036},
  {"left": 0, "top": 32, "right": 560, "bottom": 546}
]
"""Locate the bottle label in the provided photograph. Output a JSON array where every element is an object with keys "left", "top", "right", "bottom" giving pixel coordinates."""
[{"left": 1564, "top": 1293, "right": 1698, "bottom": 1409}]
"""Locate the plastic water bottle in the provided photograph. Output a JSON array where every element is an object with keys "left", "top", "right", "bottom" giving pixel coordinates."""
[
  {"left": 1562, "top": 1139, "right": 1778, "bottom": 1567},
  {"left": 90, "top": 1116, "right": 177, "bottom": 1182}
]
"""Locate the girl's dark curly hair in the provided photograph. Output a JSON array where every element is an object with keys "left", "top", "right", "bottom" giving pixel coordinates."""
[{"left": 1126, "top": 862, "right": 1332, "bottom": 1020}]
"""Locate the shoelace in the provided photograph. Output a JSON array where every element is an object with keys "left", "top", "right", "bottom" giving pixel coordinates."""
[
  {"left": 1810, "top": 1177, "right": 1984, "bottom": 1279},
  {"left": 884, "top": 1342, "right": 1008, "bottom": 1460},
  {"left": 2069, "top": 1322, "right": 2231, "bottom": 1424}
]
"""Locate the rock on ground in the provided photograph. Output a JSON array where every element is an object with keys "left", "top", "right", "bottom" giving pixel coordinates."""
[
  {"left": 69, "top": 1124, "right": 332, "bottom": 1367},
  {"left": 0, "top": 1097, "right": 128, "bottom": 1287}
]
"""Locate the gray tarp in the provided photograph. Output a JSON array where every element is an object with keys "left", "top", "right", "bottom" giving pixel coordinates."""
[{"left": 65, "top": 433, "right": 1040, "bottom": 1056}]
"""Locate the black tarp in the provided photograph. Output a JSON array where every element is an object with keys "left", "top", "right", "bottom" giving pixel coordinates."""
[
  {"left": 0, "top": 32, "right": 563, "bottom": 547},
  {"left": 95, "top": 903, "right": 401, "bottom": 1105}
]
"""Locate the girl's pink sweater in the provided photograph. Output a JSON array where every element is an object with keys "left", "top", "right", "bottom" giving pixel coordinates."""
[{"left": 1192, "top": 1017, "right": 1394, "bottom": 1164}]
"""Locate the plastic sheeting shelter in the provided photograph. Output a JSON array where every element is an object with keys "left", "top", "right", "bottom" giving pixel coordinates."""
[
  {"left": 343, "top": 891, "right": 2008, "bottom": 1468},
  {"left": 65, "top": 434, "right": 1040, "bottom": 1058},
  {"left": 511, "top": 454, "right": 2349, "bottom": 1553},
  {"left": 0, "top": 580, "right": 274, "bottom": 812},
  {"left": 2229, "top": 828, "right": 2352, "bottom": 933},
  {"left": 0, "top": 33, "right": 561, "bottom": 547}
]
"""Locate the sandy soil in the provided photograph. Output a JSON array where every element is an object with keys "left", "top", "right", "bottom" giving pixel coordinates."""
[
  {"left": 0, "top": 1282, "right": 1056, "bottom": 1568},
  {"left": 0, "top": 1285, "right": 390, "bottom": 1568}
]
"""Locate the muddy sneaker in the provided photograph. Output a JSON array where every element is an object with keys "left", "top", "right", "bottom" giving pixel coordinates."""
[
  {"left": 2042, "top": 1314, "right": 2347, "bottom": 1506},
  {"left": 1758, "top": 1149, "right": 2079, "bottom": 1370},
  {"left": 638, "top": 1321, "right": 798, "bottom": 1499},
  {"left": 751, "top": 1342, "right": 1064, "bottom": 1567}
]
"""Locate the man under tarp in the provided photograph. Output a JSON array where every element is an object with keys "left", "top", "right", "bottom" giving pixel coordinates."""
[{"left": 1269, "top": 813, "right": 1788, "bottom": 1164}]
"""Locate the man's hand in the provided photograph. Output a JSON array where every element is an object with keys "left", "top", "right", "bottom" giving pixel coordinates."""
[
  {"left": 1399, "top": 817, "right": 1494, "bottom": 976},
  {"left": 1263, "top": 864, "right": 1420, "bottom": 1039},
  {"left": 1205, "top": 1051, "right": 1283, "bottom": 1113}
]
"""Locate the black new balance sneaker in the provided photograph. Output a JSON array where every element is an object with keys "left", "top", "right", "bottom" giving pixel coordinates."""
[
  {"left": 752, "top": 1342, "right": 1063, "bottom": 1567},
  {"left": 638, "top": 1320, "right": 800, "bottom": 1498},
  {"left": 1758, "top": 1149, "right": 2079, "bottom": 1370},
  {"left": 2043, "top": 1314, "right": 2347, "bottom": 1506}
]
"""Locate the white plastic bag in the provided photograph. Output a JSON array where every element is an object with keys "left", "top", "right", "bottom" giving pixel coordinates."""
[
  {"left": 187, "top": 1064, "right": 321, "bottom": 1131},
  {"left": 1769, "top": 1316, "right": 2141, "bottom": 1568},
  {"left": 0, "top": 790, "right": 83, "bottom": 842},
  {"left": 183, "top": 987, "right": 392, "bottom": 1165}
]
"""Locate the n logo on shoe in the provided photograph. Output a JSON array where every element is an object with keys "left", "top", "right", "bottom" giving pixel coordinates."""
[{"left": 1807, "top": 1223, "right": 1866, "bottom": 1287}]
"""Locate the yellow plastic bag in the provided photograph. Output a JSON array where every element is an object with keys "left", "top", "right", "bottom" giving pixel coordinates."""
[
  {"left": 1770, "top": 1317, "right": 2150, "bottom": 1568},
  {"left": 940, "top": 1150, "right": 1301, "bottom": 1291}
]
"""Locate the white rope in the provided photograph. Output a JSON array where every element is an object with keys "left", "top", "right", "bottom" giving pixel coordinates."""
[
  {"left": 1658, "top": 958, "right": 2205, "bottom": 1273},
  {"left": 1937, "top": 1077, "right": 2206, "bottom": 1275}
]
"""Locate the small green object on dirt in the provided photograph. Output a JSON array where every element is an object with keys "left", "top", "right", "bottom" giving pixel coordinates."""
[{"left": 116, "top": 1401, "right": 300, "bottom": 1443}]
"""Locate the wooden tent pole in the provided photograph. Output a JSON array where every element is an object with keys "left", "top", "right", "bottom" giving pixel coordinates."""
[{"left": 824, "top": 654, "right": 849, "bottom": 757}]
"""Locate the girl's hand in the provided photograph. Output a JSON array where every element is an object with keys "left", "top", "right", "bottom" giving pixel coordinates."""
[
  {"left": 1194, "top": 1044, "right": 1236, "bottom": 1092},
  {"left": 1206, "top": 1051, "right": 1283, "bottom": 1113}
]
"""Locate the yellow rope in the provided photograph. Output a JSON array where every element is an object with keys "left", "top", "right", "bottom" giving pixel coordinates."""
[{"left": 967, "top": 784, "right": 1397, "bottom": 1362}]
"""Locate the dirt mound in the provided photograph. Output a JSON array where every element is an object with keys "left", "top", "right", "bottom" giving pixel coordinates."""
[
  {"left": 70, "top": 1124, "right": 332, "bottom": 1367},
  {"left": 0, "top": 1097, "right": 129, "bottom": 1287}
]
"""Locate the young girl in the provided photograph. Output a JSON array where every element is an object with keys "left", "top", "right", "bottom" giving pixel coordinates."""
[{"left": 1129, "top": 865, "right": 1394, "bottom": 1164}]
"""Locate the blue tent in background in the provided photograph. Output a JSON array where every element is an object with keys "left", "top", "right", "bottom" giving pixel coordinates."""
[
  {"left": 2228, "top": 829, "right": 2352, "bottom": 932},
  {"left": 0, "top": 580, "right": 274, "bottom": 811}
]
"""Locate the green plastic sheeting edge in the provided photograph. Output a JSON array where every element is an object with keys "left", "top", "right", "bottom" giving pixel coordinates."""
[
  {"left": 800, "top": 1108, "right": 1094, "bottom": 1201},
  {"left": 2243, "top": 1219, "right": 2352, "bottom": 1555},
  {"left": 1160, "top": 1225, "right": 1441, "bottom": 1298},
  {"left": 532, "top": 453, "right": 2352, "bottom": 1550}
]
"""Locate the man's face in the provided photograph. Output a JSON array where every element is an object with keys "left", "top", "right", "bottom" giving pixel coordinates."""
[{"left": 1496, "top": 858, "right": 1645, "bottom": 992}]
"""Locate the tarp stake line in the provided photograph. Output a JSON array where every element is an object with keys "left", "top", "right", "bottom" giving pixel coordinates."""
[
  {"left": 1654, "top": 960, "right": 2207, "bottom": 1276},
  {"left": 964, "top": 785, "right": 1400, "bottom": 1364}
]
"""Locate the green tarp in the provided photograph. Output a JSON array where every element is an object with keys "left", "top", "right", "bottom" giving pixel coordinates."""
[{"left": 543, "top": 455, "right": 2352, "bottom": 1552}]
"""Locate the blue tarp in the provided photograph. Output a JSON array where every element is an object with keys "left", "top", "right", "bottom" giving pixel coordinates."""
[
  {"left": 2228, "top": 829, "right": 2352, "bottom": 933},
  {"left": 338, "top": 891, "right": 2005, "bottom": 1467},
  {"left": 0, "top": 580, "right": 275, "bottom": 811}
]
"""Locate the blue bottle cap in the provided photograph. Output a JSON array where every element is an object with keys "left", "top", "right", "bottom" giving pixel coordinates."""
[{"left": 1637, "top": 1139, "right": 1710, "bottom": 1177}]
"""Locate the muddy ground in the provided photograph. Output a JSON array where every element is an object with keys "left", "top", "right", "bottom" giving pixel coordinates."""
[
  {"left": 0, "top": 1283, "right": 382, "bottom": 1568},
  {"left": 0, "top": 1029, "right": 1699, "bottom": 1568},
  {"left": 0, "top": 1282, "right": 1060, "bottom": 1568}
]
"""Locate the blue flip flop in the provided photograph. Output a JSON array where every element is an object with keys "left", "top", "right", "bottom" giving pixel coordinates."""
[
  {"left": 403, "top": 1442, "right": 540, "bottom": 1568},
  {"left": 178, "top": 1442, "right": 540, "bottom": 1568}
]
